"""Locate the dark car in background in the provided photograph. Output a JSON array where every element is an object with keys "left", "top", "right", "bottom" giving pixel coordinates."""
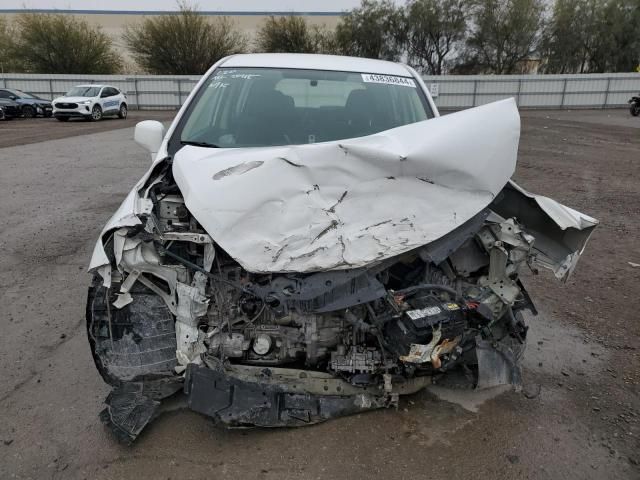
[
  {"left": 0, "top": 88, "right": 53, "bottom": 118},
  {"left": 0, "top": 98, "right": 21, "bottom": 120}
]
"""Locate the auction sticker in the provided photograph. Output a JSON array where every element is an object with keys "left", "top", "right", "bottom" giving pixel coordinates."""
[{"left": 361, "top": 73, "right": 416, "bottom": 87}]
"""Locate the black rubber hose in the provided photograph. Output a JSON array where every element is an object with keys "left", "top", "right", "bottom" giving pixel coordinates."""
[
  {"left": 154, "top": 242, "right": 262, "bottom": 298},
  {"left": 394, "top": 283, "right": 459, "bottom": 299}
]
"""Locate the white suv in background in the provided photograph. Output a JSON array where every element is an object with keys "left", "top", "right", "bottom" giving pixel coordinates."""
[{"left": 52, "top": 84, "right": 128, "bottom": 121}]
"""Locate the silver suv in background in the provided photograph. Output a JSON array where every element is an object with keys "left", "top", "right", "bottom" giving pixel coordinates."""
[{"left": 53, "top": 84, "right": 127, "bottom": 121}]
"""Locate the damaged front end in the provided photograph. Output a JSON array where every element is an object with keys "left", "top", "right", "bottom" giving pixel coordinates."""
[{"left": 86, "top": 99, "right": 597, "bottom": 443}]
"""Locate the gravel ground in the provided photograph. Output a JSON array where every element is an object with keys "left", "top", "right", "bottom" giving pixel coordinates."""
[{"left": 0, "top": 109, "right": 638, "bottom": 480}]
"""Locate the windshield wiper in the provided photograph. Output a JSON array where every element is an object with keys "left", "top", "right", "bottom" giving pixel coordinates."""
[{"left": 180, "top": 140, "right": 220, "bottom": 148}]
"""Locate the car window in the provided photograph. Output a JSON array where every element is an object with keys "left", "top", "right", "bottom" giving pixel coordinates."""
[
  {"left": 0, "top": 90, "right": 13, "bottom": 99},
  {"left": 67, "top": 86, "right": 101, "bottom": 97},
  {"left": 12, "top": 89, "right": 35, "bottom": 99},
  {"left": 178, "top": 67, "right": 431, "bottom": 149}
]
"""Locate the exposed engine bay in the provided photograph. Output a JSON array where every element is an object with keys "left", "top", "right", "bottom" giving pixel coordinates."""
[{"left": 86, "top": 99, "right": 597, "bottom": 443}]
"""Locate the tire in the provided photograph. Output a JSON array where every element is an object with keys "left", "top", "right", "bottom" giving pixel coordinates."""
[
  {"left": 22, "top": 105, "right": 35, "bottom": 118},
  {"left": 44, "top": 112, "right": 53, "bottom": 118},
  {"left": 631, "top": 103, "right": 640, "bottom": 117},
  {"left": 56, "top": 117, "right": 69, "bottom": 122},
  {"left": 91, "top": 105, "right": 103, "bottom": 121},
  {"left": 118, "top": 103, "right": 128, "bottom": 119}
]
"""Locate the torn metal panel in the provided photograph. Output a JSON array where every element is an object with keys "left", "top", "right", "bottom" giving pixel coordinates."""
[{"left": 491, "top": 181, "right": 598, "bottom": 281}]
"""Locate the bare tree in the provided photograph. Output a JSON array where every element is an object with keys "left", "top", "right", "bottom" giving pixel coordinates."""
[
  {"left": 403, "top": 0, "right": 468, "bottom": 74},
  {"left": 310, "top": 25, "right": 340, "bottom": 54},
  {"left": 11, "top": 13, "right": 121, "bottom": 74},
  {"left": 124, "top": 3, "right": 247, "bottom": 74},
  {"left": 0, "top": 18, "right": 22, "bottom": 72},
  {"left": 465, "top": 0, "right": 545, "bottom": 74},
  {"left": 335, "top": 0, "right": 404, "bottom": 61},
  {"left": 256, "top": 16, "right": 315, "bottom": 53}
]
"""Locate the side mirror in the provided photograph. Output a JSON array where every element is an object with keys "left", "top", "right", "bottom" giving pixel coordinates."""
[
  {"left": 9, "top": 95, "right": 17, "bottom": 100},
  {"left": 134, "top": 120, "right": 165, "bottom": 159}
]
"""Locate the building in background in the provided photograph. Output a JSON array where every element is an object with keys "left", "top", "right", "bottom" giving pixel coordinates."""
[{"left": 0, "top": 0, "right": 361, "bottom": 72}]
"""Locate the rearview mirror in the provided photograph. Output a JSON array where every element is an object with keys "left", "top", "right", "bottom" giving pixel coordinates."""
[{"left": 134, "top": 120, "right": 165, "bottom": 159}]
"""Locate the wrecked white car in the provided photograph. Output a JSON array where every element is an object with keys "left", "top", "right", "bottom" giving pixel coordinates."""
[{"left": 86, "top": 54, "right": 597, "bottom": 443}]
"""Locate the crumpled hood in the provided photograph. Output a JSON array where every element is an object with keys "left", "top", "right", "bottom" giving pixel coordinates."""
[{"left": 172, "top": 99, "right": 520, "bottom": 273}]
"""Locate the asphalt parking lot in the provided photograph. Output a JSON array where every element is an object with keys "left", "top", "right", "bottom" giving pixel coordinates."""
[
  {"left": 0, "top": 110, "right": 175, "bottom": 149},
  {"left": 0, "top": 109, "right": 638, "bottom": 480}
]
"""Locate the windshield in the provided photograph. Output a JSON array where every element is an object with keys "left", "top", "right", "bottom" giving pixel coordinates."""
[
  {"left": 178, "top": 68, "right": 432, "bottom": 148},
  {"left": 66, "top": 86, "right": 100, "bottom": 97}
]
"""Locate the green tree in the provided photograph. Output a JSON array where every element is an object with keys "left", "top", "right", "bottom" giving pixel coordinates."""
[
  {"left": 465, "top": 0, "right": 545, "bottom": 73},
  {"left": 335, "top": 0, "right": 404, "bottom": 60},
  {"left": 124, "top": 3, "right": 247, "bottom": 74},
  {"left": 12, "top": 13, "right": 121, "bottom": 74},
  {"left": 403, "top": 0, "right": 468, "bottom": 74},
  {"left": 542, "top": 0, "right": 640, "bottom": 73},
  {"left": 540, "top": 0, "right": 586, "bottom": 73},
  {"left": 590, "top": 0, "right": 640, "bottom": 72}
]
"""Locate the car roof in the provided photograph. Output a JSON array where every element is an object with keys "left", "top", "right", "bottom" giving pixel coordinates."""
[
  {"left": 74, "top": 84, "right": 108, "bottom": 88},
  {"left": 220, "top": 53, "right": 414, "bottom": 77}
]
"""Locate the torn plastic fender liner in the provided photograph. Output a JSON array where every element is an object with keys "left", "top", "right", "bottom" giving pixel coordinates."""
[
  {"left": 87, "top": 283, "right": 183, "bottom": 443},
  {"left": 86, "top": 283, "right": 178, "bottom": 384},
  {"left": 475, "top": 336, "right": 524, "bottom": 389}
]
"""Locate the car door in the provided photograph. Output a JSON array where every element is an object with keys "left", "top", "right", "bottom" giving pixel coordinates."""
[{"left": 100, "top": 87, "right": 120, "bottom": 112}]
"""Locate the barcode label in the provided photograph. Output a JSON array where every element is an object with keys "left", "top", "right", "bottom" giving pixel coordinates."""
[
  {"left": 406, "top": 306, "right": 441, "bottom": 320},
  {"left": 361, "top": 74, "right": 416, "bottom": 88}
]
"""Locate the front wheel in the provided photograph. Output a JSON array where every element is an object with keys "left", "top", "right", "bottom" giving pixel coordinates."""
[
  {"left": 630, "top": 102, "right": 640, "bottom": 117},
  {"left": 22, "top": 105, "right": 35, "bottom": 118},
  {"left": 118, "top": 103, "right": 128, "bottom": 119},
  {"left": 91, "top": 105, "right": 103, "bottom": 121}
]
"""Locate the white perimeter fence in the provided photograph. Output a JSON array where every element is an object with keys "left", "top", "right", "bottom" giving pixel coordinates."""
[{"left": 1, "top": 72, "right": 639, "bottom": 110}]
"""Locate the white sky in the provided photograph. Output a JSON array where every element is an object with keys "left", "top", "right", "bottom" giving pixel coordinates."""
[{"left": 0, "top": 0, "right": 379, "bottom": 12}]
